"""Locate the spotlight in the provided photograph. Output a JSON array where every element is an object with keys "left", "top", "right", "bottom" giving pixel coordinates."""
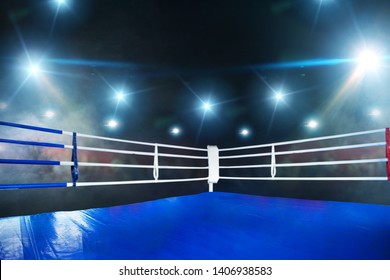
[
  {"left": 170, "top": 127, "right": 181, "bottom": 136},
  {"left": 203, "top": 102, "right": 211, "bottom": 111},
  {"left": 369, "top": 108, "right": 381, "bottom": 118},
  {"left": 275, "top": 92, "right": 284, "bottom": 101},
  {"left": 44, "top": 110, "right": 55, "bottom": 119},
  {"left": 57, "top": 0, "right": 65, "bottom": 4},
  {"left": 306, "top": 120, "right": 319, "bottom": 129},
  {"left": 106, "top": 119, "right": 118, "bottom": 128},
  {"left": 357, "top": 49, "right": 380, "bottom": 70},
  {"left": 0, "top": 102, "right": 7, "bottom": 110},
  {"left": 29, "top": 64, "right": 41, "bottom": 76},
  {"left": 116, "top": 91, "right": 125, "bottom": 102},
  {"left": 239, "top": 128, "right": 250, "bottom": 137}
]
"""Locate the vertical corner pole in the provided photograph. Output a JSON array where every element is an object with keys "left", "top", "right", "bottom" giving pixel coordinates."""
[
  {"left": 207, "top": 145, "right": 219, "bottom": 192},
  {"left": 386, "top": 128, "right": 390, "bottom": 181},
  {"left": 71, "top": 132, "right": 79, "bottom": 186},
  {"left": 153, "top": 144, "right": 159, "bottom": 181}
]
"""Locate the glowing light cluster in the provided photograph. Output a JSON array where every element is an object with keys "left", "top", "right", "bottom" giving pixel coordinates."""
[
  {"left": 306, "top": 120, "right": 319, "bottom": 129},
  {"left": 170, "top": 127, "right": 181, "bottom": 136},
  {"left": 29, "top": 64, "right": 41, "bottom": 76},
  {"left": 369, "top": 108, "right": 381, "bottom": 118},
  {"left": 0, "top": 102, "right": 7, "bottom": 110},
  {"left": 44, "top": 110, "right": 55, "bottom": 119},
  {"left": 116, "top": 91, "right": 125, "bottom": 102},
  {"left": 106, "top": 119, "right": 118, "bottom": 128},
  {"left": 357, "top": 49, "right": 380, "bottom": 70},
  {"left": 275, "top": 92, "right": 284, "bottom": 101},
  {"left": 239, "top": 128, "right": 250, "bottom": 137},
  {"left": 203, "top": 102, "right": 211, "bottom": 111},
  {"left": 56, "top": 0, "right": 66, "bottom": 6}
]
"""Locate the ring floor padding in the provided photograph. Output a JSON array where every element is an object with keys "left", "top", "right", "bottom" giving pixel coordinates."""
[{"left": 1, "top": 192, "right": 390, "bottom": 260}]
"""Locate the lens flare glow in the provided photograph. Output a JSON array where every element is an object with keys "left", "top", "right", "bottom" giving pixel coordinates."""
[
  {"left": 106, "top": 120, "right": 118, "bottom": 128},
  {"left": 275, "top": 92, "right": 284, "bottom": 101},
  {"left": 170, "top": 127, "right": 181, "bottom": 136},
  {"left": 239, "top": 128, "right": 250, "bottom": 137},
  {"left": 0, "top": 102, "right": 7, "bottom": 110},
  {"left": 29, "top": 64, "right": 41, "bottom": 76},
  {"left": 358, "top": 50, "right": 380, "bottom": 70},
  {"left": 306, "top": 120, "right": 319, "bottom": 129},
  {"left": 116, "top": 91, "right": 125, "bottom": 101},
  {"left": 203, "top": 102, "right": 211, "bottom": 111},
  {"left": 44, "top": 110, "right": 55, "bottom": 119},
  {"left": 369, "top": 109, "right": 381, "bottom": 118}
]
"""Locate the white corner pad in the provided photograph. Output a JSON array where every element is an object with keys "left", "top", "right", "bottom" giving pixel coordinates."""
[{"left": 207, "top": 145, "right": 219, "bottom": 185}]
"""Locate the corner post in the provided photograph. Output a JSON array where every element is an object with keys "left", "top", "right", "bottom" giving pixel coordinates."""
[
  {"left": 207, "top": 145, "right": 219, "bottom": 192},
  {"left": 71, "top": 132, "right": 79, "bottom": 187}
]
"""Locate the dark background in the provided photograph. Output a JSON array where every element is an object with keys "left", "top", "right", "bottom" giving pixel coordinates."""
[{"left": 1, "top": 0, "right": 390, "bottom": 217}]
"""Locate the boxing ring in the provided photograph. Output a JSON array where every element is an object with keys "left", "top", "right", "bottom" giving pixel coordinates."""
[{"left": 0, "top": 121, "right": 390, "bottom": 259}]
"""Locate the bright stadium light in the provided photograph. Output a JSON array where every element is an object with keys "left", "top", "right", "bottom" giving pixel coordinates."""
[
  {"left": 106, "top": 119, "right": 118, "bottom": 128},
  {"left": 29, "top": 64, "right": 41, "bottom": 76},
  {"left": 0, "top": 102, "right": 7, "bottom": 110},
  {"left": 357, "top": 49, "right": 380, "bottom": 70},
  {"left": 116, "top": 91, "right": 125, "bottom": 102},
  {"left": 44, "top": 110, "right": 55, "bottom": 119},
  {"left": 170, "top": 126, "right": 181, "bottom": 136},
  {"left": 239, "top": 128, "right": 250, "bottom": 137},
  {"left": 203, "top": 102, "right": 211, "bottom": 111},
  {"left": 275, "top": 92, "right": 284, "bottom": 101},
  {"left": 369, "top": 108, "right": 381, "bottom": 118},
  {"left": 306, "top": 120, "right": 319, "bottom": 129}
]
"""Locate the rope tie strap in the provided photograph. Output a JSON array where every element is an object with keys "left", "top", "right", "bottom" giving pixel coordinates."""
[
  {"left": 271, "top": 145, "right": 277, "bottom": 178},
  {"left": 153, "top": 144, "right": 159, "bottom": 181}
]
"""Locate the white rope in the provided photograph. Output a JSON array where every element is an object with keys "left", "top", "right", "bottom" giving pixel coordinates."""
[
  {"left": 58, "top": 158, "right": 386, "bottom": 170},
  {"left": 59, "top": 161, "right": 208, "bottom": 169},
  {"left": 219, "top": 128, "right": 384, "bottom": 152},
  {"left": 271, "top": 145, "right": 276, "bottom": 178},
  {"left": 274, "top": 142, "right": 386, "bottom": 156},
  {"left": 7, "top": 124, "right": 388, "bottom": 185},
  {"left": 153, "top": 144, "right": 159, "bottom": 180},
  {"left": 219, "top": 176, "right": 388, "bottom": 181},
  {"left": 64, "top": 131, "right": 207, "bottom": 151},
  {"left": 64, "top": 145, "right": 207, "bottom": 160},
  {"left": 219, "top": 142, "right": 386, "bottom": 160},
  {"left": 219, "top": 158, "right": 388, "bottom": 169},
  {"left": 67, "top": 177, "right": 209, "bottom": 187},
  {"left": 275, "top": 158, "right": 387, "bottom": 167}
]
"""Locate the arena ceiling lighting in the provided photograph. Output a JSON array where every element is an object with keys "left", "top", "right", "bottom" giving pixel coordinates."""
[
  {"left": 306, "top": 120, "right": 319, "bottom": 129},
  {"left": 203, "top": 102, "right": 211, "bottom": 111},
  {"left": 106, "top": 119, "right": 118, "bottom": 128},
  {"left": 357, "top": 49, "right": 381, "bottom": 71},
  {"left": 275, "top": 92, "right": 284, "bottom": 101},
  {"left": 0, "top": 102, "right": 7, "bottom": 110},
  {"left": 29, "top": 64, "right": 41, "bottom": 76},
  {"left": 115, "top": 91, "right": 125, "bottom": 102},
  {"left": 44, "top": 110, "right": 55, "bottom": 119},
  {"left": 239, "top": 128, "right": 250, "bottom": 137},
  {"left": 170, "top": 127, "right": 181, "bottom": 136},
  {"left": 369, "top": 108, "right": 381, "bottom": 118}
]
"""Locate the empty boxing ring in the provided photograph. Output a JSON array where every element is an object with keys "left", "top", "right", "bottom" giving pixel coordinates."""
[{"left": 0, "top": 121, "right": 390, "bottom": 259}]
